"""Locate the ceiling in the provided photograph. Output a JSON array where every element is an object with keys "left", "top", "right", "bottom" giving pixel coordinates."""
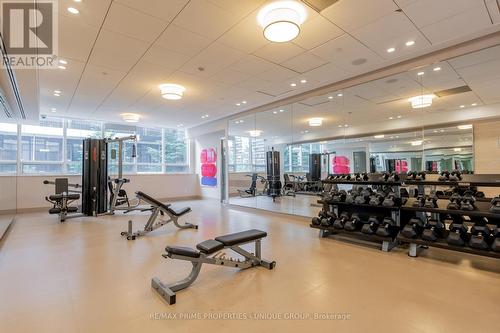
[{"left": 18, "top": 0, "right": 497, "bottom": 129}]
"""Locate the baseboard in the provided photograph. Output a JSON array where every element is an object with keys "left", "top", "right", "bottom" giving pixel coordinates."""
[{"left": 0, "top": 216, "right": 14, "bottom": 241}]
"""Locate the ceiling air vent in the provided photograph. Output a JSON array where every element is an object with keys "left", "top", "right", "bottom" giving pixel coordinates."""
[
  {"left": 434, "top": 85, "right": 472, "bottom": 97},
  {"left": 301, "top": 0, "right": 340, "bottom": 12}
]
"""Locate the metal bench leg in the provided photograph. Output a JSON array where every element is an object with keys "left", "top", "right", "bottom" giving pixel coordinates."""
[
  {"left": 172, "top": 216, "right": 198, "bottom": 230},
  {"left": 152, "top": 260, "right": 203, "bottom": 305}
]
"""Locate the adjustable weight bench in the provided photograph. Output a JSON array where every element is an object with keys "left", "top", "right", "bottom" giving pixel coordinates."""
[
  {"left": 151, "top": 229, "right": 276, "bottom": 305},
  {"left": 121, "top": 191, "right": 197, "bottom": 240}
]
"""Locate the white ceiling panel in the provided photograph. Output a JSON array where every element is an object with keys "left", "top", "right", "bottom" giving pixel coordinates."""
[
  {"left": 454, "top": 58, "right": 500, "bottom": 83},
  {"left": 448, "top": 45, "right": 500, "bottom": 69},
  {"left": 180, "top": 42, "right": 246, "bottom": 77},
  {"left": 103, "top": 2, "right": 167, "bottom": 43},
  {"left": 253, "top": 42, "right": 305, "bottom": 64},
  {"left": 310, "top": 34, "right": 384, "bottom": 73},
  {"left": 209, "top": 69, "right": 252, "bottom": 86},
  {"left": 301, "top": 62, "right": 350, "bottom": 84},
  {"left": 74, "top": 65, "right": 127, "bottom": 102},
  {"left": 115, "top": 0, "right": 189, "bottom": 22},
  {"left": 236, "top": 76, "right": 270, "bottom": 91},
  {"left": 155, "top": 25, "right": 213, "bottom": 57},
  {"left": 57, "top": 16, "right": 99, "bottom": 62},
  {"left": 228, "top": 55, "right": 275, "bottom": 75},
  {"left": 142, "top": 42, "right": 189, "bottom": 71},
  {"left": 292, "top": 15, "right": 344, "bottom": 50},
  {"left": 281, "top": 52, "right": 329, "bottom": 73},
  {"left": 173, "top": 0, "right": 240, "bottom": 39},
  {"left": 485, "top": 0, "right": 500, "bottom": 23},
  {"left": 350, "top": 11, "right": 431, "bottom": 59},
  {"left": 89, "top": 30, "right": 149, "bottom": 71},
  {"left": 419, "top": 4, "right": 493, "bottom": 44},
  {"left": 321, "top": 0, "right": 398, "bottom": 31},
  {"left": 59, "top": 0, "right": 112, "bottom": 28},
  {"left": 468, "top": 78, "right": 500, "bottom": 104},
  {"left": 253, "top": 64, "right": 298, "bottom": 83},
  {"left": 207, "top": 0, "right": 264, "bottom": 16},
  {"left": 218, "top": 12, "right": 270, "bottom": 53}
]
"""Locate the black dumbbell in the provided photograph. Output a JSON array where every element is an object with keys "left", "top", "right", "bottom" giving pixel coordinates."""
[
  {"left": 421, "top": 218, "right": 446, "bottom": 242},
  {"left": 424, "top": 195, "right": 438, "bottom": 208},
  {"left": 438, "top": 171, "right": 450, "bottom": 181},
  {"left": 320, "top": 211, "right": 337, "bottom": 227},
  {"left": 490, "top": 197, "right": 500, "bottom": 213},
  {"left": 355, "top": 188, "right": 373, "bottom": 204},
  {"left": 345, "top": 188, "right": 360, "bottom": 204},
  {"left": 333, "top": 212, "right": 350, "bottom": 230},
  {"left": 449, "top": 170, "right": 462, "bottom": 181},
  {"left": 401, "top": 217, "right": 425, "bottom": 239},
  {"left": 312, "top": 209, "right": 329, "bottom": 226},
  {"left": 361, "top": 173, "right": 369, "bottom": 181},
  {"left": 469, "top": 220, "right": 493, "bottom": 250},
  {"left": 376, "top": 217, "right": 397, "bottom": 237},
  {"left": 447, "top": 193, "right": 462, "bottom": 210},
  {"left": 446, "top": 221, "right": 469, "bottom": 246},
  {"left": 382, "top": 192, "right": 401, "bottom": 207},
  {"left": 388, "top": 172, "right": 400, "bottom": 182},
  {"left": 361, "top": 216, "right": 381, "bottom": 235},
  {"left": 413, "top": 194, "right": 426, "bottom": 207},
  {"left": 369, "top": 192, "right": 385, "bottom": 206},
  {"left": 379, "top": 172, "right": 390, "bottom": 182},
  {"left": 330, "top": 190, "right": 347, "bottom": 203},
  {"left": 460, "top": 192, "right": 476, "bottom": 211},
  {"left": 344, "top": 213, "right": 363, "bottom": 231},
  {"left": 415, "top": 171, "right": 426, "bottom": 180},
  {"left": 491, "top": 227, "right": 500, "bottom": 252}
]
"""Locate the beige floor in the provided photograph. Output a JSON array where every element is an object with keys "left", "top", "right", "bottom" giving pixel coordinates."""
[
  {"left": 1, "top": 199, "right": 499, "bottom": 333},
  {"left": 229, "top": 194, "right": 321, "bottom": 217}
]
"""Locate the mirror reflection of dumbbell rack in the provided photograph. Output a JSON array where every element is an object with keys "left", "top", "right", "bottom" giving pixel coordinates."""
[
  {"left": 311, "top": 173, "right": 406, "bottom": 252},
  {"left": 400, "top": 174, "right": 500, "bottom": 259}
]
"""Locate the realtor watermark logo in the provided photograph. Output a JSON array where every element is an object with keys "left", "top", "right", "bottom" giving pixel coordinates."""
[{"left": 1, "top": 0, "right": 58, "bottom": 68}]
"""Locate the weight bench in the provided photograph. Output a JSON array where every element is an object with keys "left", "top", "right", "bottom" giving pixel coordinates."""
[
  {"left": 151, "top": 229, "right": 276, "bottom": 305},
  {"left": 121, "top": 191, "right": 197, "bottom": 240}
]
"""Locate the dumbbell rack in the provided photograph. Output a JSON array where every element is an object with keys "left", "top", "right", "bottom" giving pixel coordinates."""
[
  {"left": 312, "top": 175, "right": 404, "bottom": 252},
  {"left": 400, "top": 174, "right": 500, "bottom": 259}
]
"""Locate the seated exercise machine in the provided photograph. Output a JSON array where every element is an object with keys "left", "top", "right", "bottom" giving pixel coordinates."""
[
  {"left": 108, "top": 178, "right": 131, "bottom": 213},
  {"left": 44, "top": 178, "right": 82, "bottom": 222},
  {"left": 121, "top": 191, "right": 197, "bottom": 240},
  {"left": 152, "top": 229, "right": 276, "bottom": 305},
  {"left": 237, "top": 173, "right": 267, "bottom": 198}
]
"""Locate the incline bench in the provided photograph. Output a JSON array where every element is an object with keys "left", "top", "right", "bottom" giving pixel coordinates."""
[
  {"left": 152, "top": 229, "right": 276, "bottom": 305},
  {"left": 121, "top": 191, "right": 197, "bottom": 240}
]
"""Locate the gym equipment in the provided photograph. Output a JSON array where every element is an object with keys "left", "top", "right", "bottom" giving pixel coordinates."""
[
  {"left": 424, "top": 195, "right": 438, "bottom": 208},
  {"left": 151, "top": 229, "right": 276, "bottom": 305},
  {"left": 407, "top": 171, "right": 426, "bottom": 180},
  {"left": 312, "top": 209, "right": 329, "bottom": 226},
  {"left": 309, "top": 153, "right": 321, "bottom": 181},
  {"left": 490, "top": 197, "right": 500, "bottom": 213},
  {"left": 388, "top": 172, "right": 399, "bottom": 182},
  {"left": 345, "top": 188, "right": 360, "bottom": 204},
  {"left": 44, "top": 178, "right": 82, "bottom": 222},
  {"left": 379, "top": 172, "right": 390, "bottom": 182},
  {"left": 355, "top": 188, "right": 373, "bottom": 204},
  {"left": 361, "top": 216, "right": 381, "bottom": 235},
  {"left": 333, "top": 211, "right": 350, "bottom": 230},
  {"left": 108, "top": 178, "right": 131, "bottom": 213},
  {"left": 376, "top": 217, "right": 397, "bottom": 237},
  {"left": 382, "top": 192, "right": 400, "bottom": 207},
  {"left": 492, "top": 227, "right": 500, "bottom": 252},
  {"left": 438, "top": 171, "right": 450, "bottom": 181},
  {"left": 121, "top": 191, "right": 197, "bottom": 240},
  {"left": 401, "top": 217, "right": 425, "bottom": 239},
  {"left": 282, "top": 174, "right": 296, "bottom": 196},
  {"left": 369, "top": 191, "right": 385, "bottom": 206},
  {"left": 447, "top": 193, "right": 462, "bottom": 210},
  {"left": 82, "top": 138, "right": 108, "bottom": 215},
  {"left": 266, "top": 149, "right": 282, "bottom": 201},
  {"left": 330, "top": 189, "right": 347, "bottom": 203},
  {"left": 460, "top": 192, "right": 476, "bottom": 211},
  {"left": 449, "top": 170, "right": 462, "bottom": 181},
  {"left": 238, "top": 173, "right": 267, "bottom": 198},
  {"left": 354, "top": 173, "right": 369, "bottom": 181},
  {"left": 413, "top": 194, "right": 426, "bottom": 208},
  {"left": 469, "top": 219, "right": 493, "bottom": 250},
  {"left": 421, "top": 218, "right": 445, "bottom": 242},
  {"left": 344, "top": 213, "right": 362, "bottom": 231},
  {"left": 446, "top": 218, "right": 469, "bottom": 246}
]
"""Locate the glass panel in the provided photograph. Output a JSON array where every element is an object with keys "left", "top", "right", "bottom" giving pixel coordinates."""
[
  {"left": 0, "top": 122, "right": 18, "bottom": 174},
  {"left": 164, "top": 128, "right": 189, "bottom": 173}
]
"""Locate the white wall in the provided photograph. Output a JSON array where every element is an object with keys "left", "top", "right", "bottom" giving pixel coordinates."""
[
  {"left": 0, "top": 173, "right": 200, "bottom": 212},
  {"left": 194, "top": 130, "right": 224, "bottom": 200}
]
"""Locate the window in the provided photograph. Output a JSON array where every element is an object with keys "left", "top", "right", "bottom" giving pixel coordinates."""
[
  {"left": 227, "top": 135, "right": 267, "bottom": 172},
  {"left": 66, "top": 119, "right": 102, "bottom": 174},
  {"left": 105, "top": 123, "right": 136, "bottom": 175},
  {"left": 0, "top": 123, "right": 18, "bottom": 174},
  {"left": 164, "top": 129, "right": 189, "bottom": 173},
  {"left": 252, "top": 138, "right": 266, "bottom": 172},
  {"left": 21, "top": 118, "right": 64, "bottom": 174},
  {"left": 284, "top": 143, "right": 321, "bottom": 173},
  {"left": 136, "top": 127, "right": 162, "bottom": 173}
]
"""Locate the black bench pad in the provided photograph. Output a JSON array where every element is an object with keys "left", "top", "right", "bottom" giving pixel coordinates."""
[
  {"left": 215, "top": 229, "right": 267, "bottom": 246},
  {"left": 136, "top": 191, "right": 190, "bottom": 216},
  {"left": 167, "top": 207, "right": 191, "bottom": 217},
  {"left": 166, "top": 246, "right": 200, "bottom": 258},
  {"left": 196, "top": 240, "right": 224, "bottom": 254}
]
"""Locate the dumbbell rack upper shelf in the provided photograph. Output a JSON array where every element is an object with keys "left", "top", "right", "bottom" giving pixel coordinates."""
[{"left": 403, "top": 198, "right": 500, "bottom": 219}]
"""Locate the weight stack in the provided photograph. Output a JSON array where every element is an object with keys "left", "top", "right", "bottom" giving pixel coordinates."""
[
  {"left": 266, "top": 149, "right": 281, "bottom": 198},
  {"left": 309, "top": 153, "right": 321, "bottom": 181},
  {"left": 81, "top": 139, "right": 108, "bottom": 215}
]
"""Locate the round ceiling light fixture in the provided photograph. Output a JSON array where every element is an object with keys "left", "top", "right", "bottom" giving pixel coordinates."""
[
  {"left": 121, "top": 113, "right": 140, "bottom": 123},
  {"left": 248, "top": 130, "right": 263, "bottom": 137},
  {"left": 257, "top": 1, "right": 307, "bottom": 43},
  {"left": 159, "top": 83, "right": 185, "bottom": 100},
  {"left": 408, "top": 94, "right": 435, "bottom": 109},
  {"left": 308, "top": 118, "right": 323, "bottom": 127}
]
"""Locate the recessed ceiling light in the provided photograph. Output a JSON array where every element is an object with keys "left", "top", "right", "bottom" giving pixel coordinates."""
[
  {"left": 337, "top": 93, "right": 343, "bottom": 97},
  {"left": 397, "top": 115, "right": 402, "bottom": 119},
  {"left": 308, "top": 118, "right": 323, "bottom": 127},
  {"left": 74, "top": 0, "right": 82, "bottom": 2},
  {"left": 290, "top": 83, "right": 297, "bottom": 87},
  {"left": 458, "top": 124, "right": 472, "bottom": 130},
  {"left": 51, "top": 108, "right": 56, "bottom": 113},
  {"left": 273, "top": 111, "right": 278, "bottom": 114},
  {"left": 54, "top": 90, "right": 61, "bottom": 94},
  {"left": 409, "top": 94, "right": 435, "bottom": 109},
  {"left": 177, "top": 124, "right": 184, "bottom": 127},
  {"left": 159, "top": 83, "right": 185, "bottom": 100},
  {"left": 338, "top": 125, "right": 343, "bottom": 128},
  {"left": 240, "top": 120, "right": 244, "bottom": 123},
  {"left": 417, "top": 71, "right": 425, "bottom": 76},
  {"left": 454, "top": 148, "right": 462, "bottom": 152},
  {"left": 53, "top": 93, "right": 60, "bottom": 97},
  {"left": 248, "top": 130, "right": 262, "bottom": 137},
  {"left": 257, "top": 1, "right": 307, "bottom": 43},
  {"left": 58, "top": 65, "right": 66, "bottom": 70},
  {"left": 328, "top": 96, "right": 333, "bottom": 99},
  {"left": 344, "top": 124, "right": 348, "bottom": 127},
  {"left": 471, "top": 103, "right": 477, "bottom": 106},
  {"left": 406, "top": 40, "right": 415, "bottom": 46},
  {"left": 374, "top": 134, "right": 385, "bottom": 139},
  {"left": 242, "top": 101, "right": 247, "bottom": 104},
  {"left": 387, "top": 47, "right": 396, "bottom": 53},
  {"left": 67, "top": 7, "right": 79, "bottom": 14},
  {"left": 279, "top": 109, "right": 284, "bottom": 112},
  {"left": 411, "top": 140, "right": 423, "bottom": 146},
  {"left": 121, "top": 113, "right": 140, "bottom": 123},
  {"left": 389, "top": 117, "right": 394, "bottom": 120},
  {"left": 300, "top": 79, "right": 307, "bottom": 83},
  {"left": 440, "top": 129, "right": 444, "bottom": 133},
  {"left": 433, "top": 67, "right": 441, "bottom": 71},
  {"left": 236, "top": 103, "right": 241, "bottom": 106},
  {"left": 459, "top": 105, "right": 465, "bottom": 108},
  {"left": 59, "top": 59, "right": 68, "bottom": 65},
  {"left": 433, "top": 130, "right": 438, "bottom": 133}
]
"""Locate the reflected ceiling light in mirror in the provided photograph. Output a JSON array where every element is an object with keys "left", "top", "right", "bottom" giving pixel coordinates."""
[
  {"left": 177, "top": 124, "right": 184, "bottom": 128},
  {"left": 242, "top": 101, "right": 247, "bottom": 104},
  {"left": 257, "top": 1, "right": 307, "bottom": 43},
  {"left": 433, "top": 66, "right": 441, "bottom": 71},
  {"left": 300, "top": 79, "right": 307, "bottom": 83},
  {"left": 290, "top": 83, "right": 297, "bottom": 87},
  {"left": 374, "top": 134, "right": 385, "bottom": 139},
  {"left": 417, "top": 71, "right": 425, "bottom": 76},
  {"left": 67, "top": 7, "right": 79, "bottom": 14},
  {"left": 459, "top": 105, "right": 465, "bottom": 108},
  {"left": 273, "top": 111, "right": 278, "bottom": 114},
  {"left": 308, "top": 118, "right": 323, "bottom": 127},
  {"left": 454, "top": 148, "right": 462, "bottom": 152},
  {"left": 471, "top": 103, "right": 477, "bottom": 106},
  {"left": 408, "top": 94, "right": 435, "bottom": 109},
  {"left": 406, "top": 40, "right": 415, "bottom": 46},
  {"left": 387, "top": 47, "right": 396, "bottom": 53},
  {"left": 279, "top": 109, "right": 284, "bottom": 112},
  {"left": 411, "top": 140, "right": 423, "bottom": 146},
  {"left": 397, "top": 115, "right": 402, "bottom": 119},
  {"left": 389, "top": 117, "right": 394, "bottom": 120},
  {"left": 457, "top": 124, "right": 472, "bottom": 130},
  {"left": 248, "top": 130, "right": 262, "bottom": 137},
  {"left": 337, "top": 93, "right": 343, "bottom": 97},
  {"left": 159, "top": 83, "right": 185, "bottom": 100},
  {"left": 121, "top": 113, "right": 140, "bottom": 123},
  {"left": 328, "top": 96, "right": 333, "bottom": 99}
]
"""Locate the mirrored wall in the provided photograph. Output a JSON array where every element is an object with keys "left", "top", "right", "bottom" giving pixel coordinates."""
[{"left": 226, "top": 45, "right": 500, "bottom": 217}]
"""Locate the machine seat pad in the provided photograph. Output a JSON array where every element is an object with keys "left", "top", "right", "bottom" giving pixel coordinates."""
[
  {"left": 196, "top": 240, "right": 224, "bottom": 254},
  {"left": 67, "top": 206, "right": 79, "bottom": 213},
  {"left": 136, "top": 191, "right": 171, "bottom": 210},
  {"left": 167, "top": 206, "right": 191, "bottom": 217},
  {"left": 49, "top": 194, "right": 63, "bottom": 201},
  {"left": 165, "top": 246, "right": 200, "bottom": 258},
  {"left": 215, "top": 229, "right": 267, "bottom": 246},
  {"left": 49, "top": 208, "right": 61, "bottom": 214},
  {"left": 67, "top": 194, "right": 80, "bottom": 200}
]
